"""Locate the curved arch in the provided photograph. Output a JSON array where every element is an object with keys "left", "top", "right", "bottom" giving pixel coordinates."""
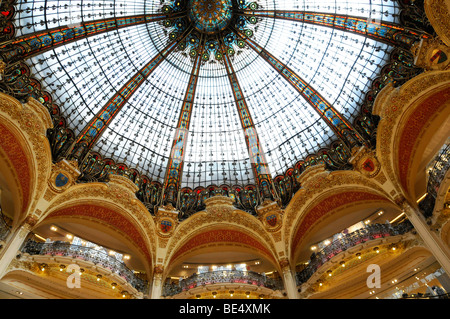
[
  {"left": 40, "top": 177, "right": 158, "bottom": 263},
  {"left": 374, "top": 70, "right": 450, "bottom": 202},
  {"left": 166, "top": 225, "right": 280, "bottom": 276},
  {"left": 0, "top": 94, "right": 53, "bottom": 227},
  {"left": 395, "top": 85, "right": 450, "bottom": 200},
  {"left": 290, "top": 187, "right": 395, "bottom": 263},
  {"left": 39, "top": 201, "right": 154, "bottom": 278},
  {"left": 0, "top": 121, "right": 31, "bottom": 221},
  {"left": 164, "top": 197, "right": 278, "bottom": 269},
  {"left": 283, "top": 168, "right": 393, "bottom": 261}
]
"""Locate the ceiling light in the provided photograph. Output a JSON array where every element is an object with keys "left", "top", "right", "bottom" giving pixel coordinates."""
[{"left": 50, "top": 226, "right": 58, "bottom": 231}]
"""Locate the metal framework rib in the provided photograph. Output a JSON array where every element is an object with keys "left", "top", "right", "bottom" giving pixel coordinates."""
[
  {"left": 0, "top": 12, "right": 184, "bottom": 63},
  {"left": 164, "top": 36, "right": 205, "bottom": 193},
  {"left": 237, "top": 10, "right": 429, "bottom": 47},
  {"left": 75, "top": 27, "right": 193, "bottom": 150},
  {"left": 219, "top": 38, "right": 273, "bottom": 187},
  {"left": 235, "top": 30, "right": 366, "bottom": 147}
]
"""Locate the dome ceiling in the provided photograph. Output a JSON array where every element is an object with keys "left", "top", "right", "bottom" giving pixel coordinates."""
[{"left": 10, "top": 0, "right": 400, "bottom": 190}]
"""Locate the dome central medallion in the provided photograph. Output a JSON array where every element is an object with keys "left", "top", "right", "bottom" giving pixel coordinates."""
[
  {"left": 161, "top": 0, "right": 260, "bottom": 62},
  {"left": 188, "top": 0, "right": 233, "bottom": 34}
]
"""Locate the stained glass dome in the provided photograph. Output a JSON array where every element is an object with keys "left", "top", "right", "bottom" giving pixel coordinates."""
[{"left": 8, "top": 0, "right": 406, "bottom": 192}]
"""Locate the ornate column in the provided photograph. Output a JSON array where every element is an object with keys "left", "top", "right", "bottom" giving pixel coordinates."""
[
  {"left": 0, "top": 216, "right": 36, "bottom": 279},
  {"left": 400, "top": 199, "right": 450, "bottom": 275},
  {"left": 151, "top": 265, "right": 165, "bottom": 299},
  {"left": 279, "top": 258, "right": 298, "bottom": 299},
  {"left": 152, "top": 204, "right": 179, "bottom": 299}
]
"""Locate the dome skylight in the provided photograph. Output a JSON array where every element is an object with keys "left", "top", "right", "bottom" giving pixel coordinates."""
[{"left": 8, "top": 0, "right": 408, "bottom": 192}]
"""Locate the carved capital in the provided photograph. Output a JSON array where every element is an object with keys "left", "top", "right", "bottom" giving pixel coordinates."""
[{"left": 279, "top": 257, "right": 290, "bottom": 270}]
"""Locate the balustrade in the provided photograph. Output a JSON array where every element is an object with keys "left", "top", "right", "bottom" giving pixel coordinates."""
[
  {"left": 162, "top": 270, "right": 284, "bottom": 297},
  {"left": 419, "top": 143, "right": 450, "bottom": 217},
  {"left": 296, "top": 221, "right": 414, "bottom": 286},
  {"left": 20, "top": 240, "right": 149, "bottom": 293}
]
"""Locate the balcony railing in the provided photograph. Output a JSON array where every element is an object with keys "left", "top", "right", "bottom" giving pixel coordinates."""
[
  {"left": 20, "top": 240, "right": 149, "bottom": 293},
  {"left": 419, "top": 143, "right": 450, "bottom": 217},
  {"left": 296, "top": 221, "right": 414, "bottom": 286},
  {"left": 162, "top": 270, "right": 284, "bottom": 297}
]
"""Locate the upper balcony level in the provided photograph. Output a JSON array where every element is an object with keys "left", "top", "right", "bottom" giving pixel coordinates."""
[
  {"left": 295, "top": 220, "right": 414, "bottom": 288},
  {"left": 162, "top": 269, "right": 284, "bottom": 299}
]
